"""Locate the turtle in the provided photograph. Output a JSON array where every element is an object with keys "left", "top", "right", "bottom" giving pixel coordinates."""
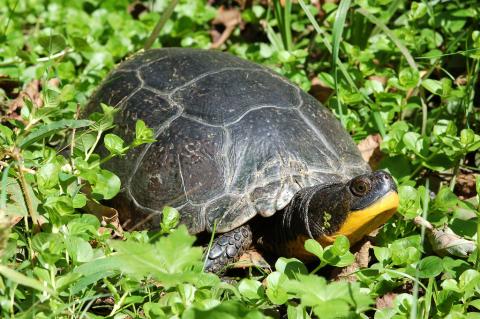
[{"left": 86, "top": 48, "right": 399, "bottom": 273}]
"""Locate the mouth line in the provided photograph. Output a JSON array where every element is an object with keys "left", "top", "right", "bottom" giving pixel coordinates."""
[{"left": 319, "top": 191, "right": 399, "bottom": 245}]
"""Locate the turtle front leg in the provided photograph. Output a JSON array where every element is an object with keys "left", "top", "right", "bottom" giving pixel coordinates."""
[{"left": 204, "top": 224, "right": 253, "bottom": 273}]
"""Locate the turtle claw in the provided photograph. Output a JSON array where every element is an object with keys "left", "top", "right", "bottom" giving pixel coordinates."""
[{"left": 204, "top": 224, "right": 253, "bottom": 274}]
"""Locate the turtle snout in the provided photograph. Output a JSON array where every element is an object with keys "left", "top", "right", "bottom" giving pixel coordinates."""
[{"left": 372, "top": 170, "right": 397, "bottom": 193}]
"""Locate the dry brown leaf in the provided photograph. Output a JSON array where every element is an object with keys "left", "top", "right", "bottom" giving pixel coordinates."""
[
  {"left": 82, "top": 185, "right": 124, "bottom": 237},
  {"left": 233, "top": 249, "right": 271, "bottom": 271},
  {"left": 369, "top": 75, "right": 387, "bottom": 87},
  {"left": 210, "top": 6, "right": 242, "bottom": 49},
  {"left": 309, "top": 77, "right": 333, "bottom": 103},
  {"left": 0, "top": 75, "right": 20, "bottom": 98},
  {"left": 85, "top": 199, "right": 124, "bottom": 238},
  {"left": 5, "top": 78, "right": 60, "bottom": 120},
  {"left": 454, "top": 173, "right": 478, "bottom": 199},
  {"left": 414, "top": 216, "right": 475, "bottom": 258},
  {"left": 9, "top": 215, "right": 23, "bottom": 226},
  {"left": 7, "top": 80, "right": 41, "bottom": 116},
  {"left": 128, "top": 0, "right": 148, "bottom": 19},
  {"left": 455, "top": 74, "right": 467, "bottom": 86},
  {"left": 376, "top": 292, "right": 397, "bottom": 310},
  {"left": 331, "top": 238, "right": 372, "bottom": 282},
  {"left": 357, "top": 134, "right": 383, "bottom": 169}
]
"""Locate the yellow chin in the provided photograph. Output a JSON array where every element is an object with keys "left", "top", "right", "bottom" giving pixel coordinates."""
[{"left": 321, "top": 191, "right": 399, "bottom": 245}]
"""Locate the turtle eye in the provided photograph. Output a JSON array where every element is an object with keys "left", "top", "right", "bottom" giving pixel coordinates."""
[{"left": 350, "top": 177, "right": 371, "bottom": 196}]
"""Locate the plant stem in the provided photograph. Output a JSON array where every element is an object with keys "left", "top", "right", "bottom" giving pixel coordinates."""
[
  {"left": 310, "top": 261, "right": 327, "bottom": 274},
  {"left": 144, "top": 0, "right": 179, "bottom": 50},
  {"left": 8, "top": 149, "right": 39, "bottom": 230},
  {"left": 0, "top": 165, "right": 11, "bottom": 260},
  {"left": 85, "top": 130, "right": 103, "bottom": 161},
  {"left": 16, "top": 158, "right": 38, "bottom": 228},
  {"left": 284, "top": 0, "right": 293, "bottom": 51},
  {"left": 203, "top": 219, "right": 218, "bottom": 271},
  {"left": 421, "top": 96, "right": 427, "bottom": 136},
  {"left": 450, "top": 159, "right": 460, "bottom": 191},
  {"left": 411, "top": 179, "right": 429, "bottom": 319},
  {"left": 477, "top": 214, "right": 480, "bottom": 270},
  {"left": 37, "top": 48, "right": 73, "bottom": 62}
]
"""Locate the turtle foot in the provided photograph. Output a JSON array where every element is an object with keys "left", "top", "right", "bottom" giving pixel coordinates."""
[{"left": 204, "top": 224, "right": 253, "bottom": 274}]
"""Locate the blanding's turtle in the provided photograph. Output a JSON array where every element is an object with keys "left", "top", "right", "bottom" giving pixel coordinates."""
[{"left": 86, "top": 48, "right": 399, "bottom": 273}]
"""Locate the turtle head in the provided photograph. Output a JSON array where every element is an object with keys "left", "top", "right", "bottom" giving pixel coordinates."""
[{"left": 305, "top": 170, "right": 399, "bottom": 246}]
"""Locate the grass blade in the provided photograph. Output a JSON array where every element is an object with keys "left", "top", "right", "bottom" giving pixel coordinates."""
[
  {"left": 265, "top": 23, "right": 285, "bottom": 51},
  {"left": 0, "top": 165, "right": 10, "bottom": 260},
  {"left": 144, "top": 0, "right": 179, "bottom": 50},
  {"left": 18, "top": 119, "right": 92, "bottom": 149},
  {"left": 298, "top": 0, "right": 386, "bottom": 136},
  {"left": 331, "top": 0, "right": 351, "bottom": 127},
  {"left": 297, "top": 1, "right": 370, "bottom": 100},
  {"left": 284, "top": 0, "right": 293, "bottom": 51},
  {"left": 357, "top": 8, "right": 418, "bottom": 72},
  {"left": 0, "top": 265, "right": 53, "bottom": 294},
  {"left": 0, "top": 165, "right": 10, "bottom": 210}
]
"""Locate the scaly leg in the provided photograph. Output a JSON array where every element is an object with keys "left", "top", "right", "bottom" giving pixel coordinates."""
[{"left": 204, "top": 224, "right": 253, "bottom": 273}]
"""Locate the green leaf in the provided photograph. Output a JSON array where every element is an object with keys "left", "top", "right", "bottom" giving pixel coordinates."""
[
  {"left": 182, "top": 300, "right": 265, "bottom": 319},
  {"left": 398, "top": 68, "right": 420, "bottom": 89},
  {"left": 373, "top": 246, "right": 391, "bottom": 263},
  {"left": 287, "top": 305, "right": 309, "bottom": 319},
  {"left": 417, "top": 256, "right": 443, "bottom": 278},
  {"left": 161, "top": 206, "right": 180, "bottom": 232},
  {"left": 265, "top": 271, "right": 289, "bottom": 305},
  {"left": 19, "top": 119, "right": 92, "bottom": 148},
  {"left": 238, "top": 279, "right": 264, "bottom": 301},
  {"left": 431, "top": 187, "right": 460, "bottom": 212},
  {"left": 402, "top": 131, "right": 425, "bottom": 155},
  {"left": 317, "top": 72, "right": 334, "bottom": 89},
  {"left": 409, "top": 2, "right": 428, "bottom": 20},
  {"left": 107, "top": 225, "right": 204, "bottom": 286},
  {"left": 89, "top": 103, "right": 117, "bottom": 132},
  {"left": 469, "top": 300, "right": 480, "bottom": 311},
  {"left": 322, "top": 246, "right": 355, "bottom": 267},
  {"left": 37, "top": 162, "right": 60, "bottom": 191},
  {"left": 32, "top": 232, "right": 64, "bottom": 256},
  {"left": 65, "top": 236, "right": 94, "bottom": 263},
  {"left": 332, "top": 235, "right": 350, "bottom": 255},
  {"left": 304, "top": 239, "right": 323, "bottom": 259},
  {"left": 312, "top": 300, "right": 351, "bottom": 319},
  {"left": 67, "top": 214, "right": 100, "bottom": 237},
  {"left": 92, "top": 169, "right": 121, "bottom": 200},
  {"left": 133, "top": 119, "right": 156, "bottom": 146},
  {"left": 421, "top": 79, "right": 443, "bottom": 95},
  {"left": 0, "top": 124, "right": 14, "bottom": 145},
  {"left": 38, "top": 34, "right": 67, "bottom": 54},
  {"left": 398, "top": 185, "right": 421, "bottom": 219},
  {"left": 104, "top": 133, "right": 126, "bottom": 155},
  {"left": 460, "top": 128, "right": 475, "bottom": 146},
  {"left": 75, "top": 133, "right": 97, "bottom": 154},
  {"left": 275, "top": 257, "right": 308, "bottom": 279},
  {"left": 72, "top": 193, "right": 87, "bottom": 208},
  {"left": 69, "top": 36, "right": 92, "bottom": 52}
]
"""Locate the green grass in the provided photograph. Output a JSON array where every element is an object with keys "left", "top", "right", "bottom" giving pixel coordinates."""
[{"left": 1, "top": 0, "right": 480, "bottom": 318}]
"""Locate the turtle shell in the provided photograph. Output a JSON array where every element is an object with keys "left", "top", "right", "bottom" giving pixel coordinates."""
[{"left": 86, "top": 48, "right": 370, "bottom": 234}]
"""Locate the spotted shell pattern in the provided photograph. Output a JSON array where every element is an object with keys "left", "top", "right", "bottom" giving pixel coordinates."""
[{"left": 87, "top": 48, "right": 370, "bottom": 234}]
